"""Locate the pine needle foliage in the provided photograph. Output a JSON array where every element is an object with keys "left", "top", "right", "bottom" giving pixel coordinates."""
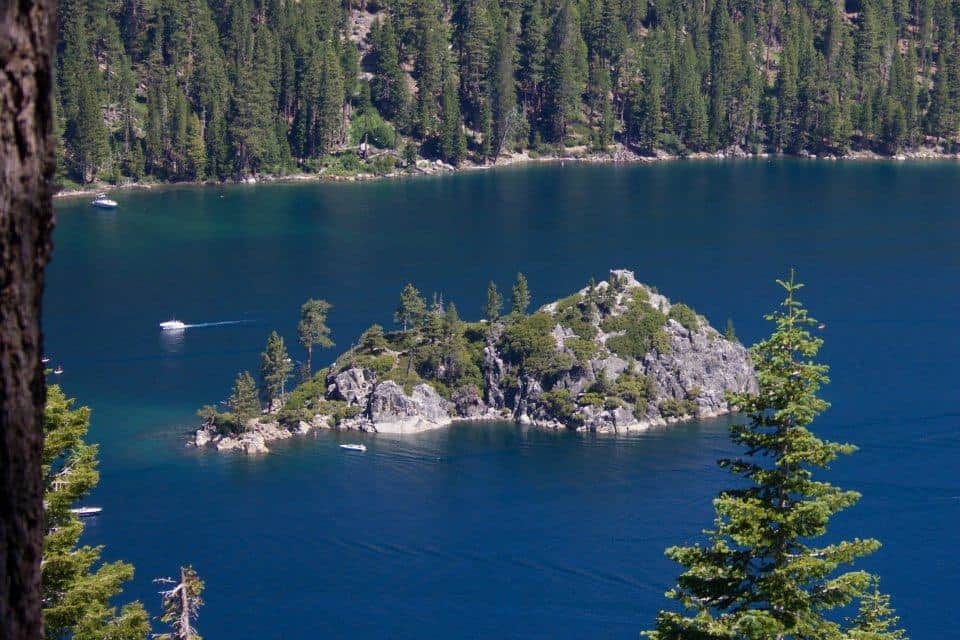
[
  {"left": 646, "top": 271, "right": 885, "bottom": 640},
  {"left": 41, "top": 385, "right": 149, "bottom": 640}
]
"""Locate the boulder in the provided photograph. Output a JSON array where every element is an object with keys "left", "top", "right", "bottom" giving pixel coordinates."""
[
  {"left": 329, "top": 367, "right": 375, "bottom": 405},
  {"left": 367, "top": 381, "right": 453, "bottom": 433}
]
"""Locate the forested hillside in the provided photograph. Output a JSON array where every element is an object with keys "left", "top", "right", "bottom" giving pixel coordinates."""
[{"left": 57, "top": 0, "right": 960, "bottom": 184}]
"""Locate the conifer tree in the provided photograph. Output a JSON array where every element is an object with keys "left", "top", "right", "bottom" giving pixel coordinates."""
[
  {"left": 647, "top": 272, "right": 885, "bottom": 640},
  {"left": 395, "top": 283, "right": 428, "bottom": 330},
  {"left": 518, "top": 0, "right": 547, "bottom": 117},
  {"left": 260, "top": 331, "right": 293, "bottom": 405},
  {"left": 297, "top": 298, "right": 334, "bottom": 373},
  {"left": 485, "top": 281, "right": 503, "bottom": 322},
  {"left": 440, "top": 68, "right": 467, "bottom": 164},
  {"left": 42, "top": 385, "right": 150, "bottom": 640},
  {"left": 490, "top": 23, "right": 518, "bottom": 158},
  {"left": 847, "top": 579, "right": 909, "bottom": 640},
  {"left": 372, "top": 16, "right": 410, "bottom": 124},
  {"left": 155, "top": 566, "right": 204, "bottom": 640},
  {"left": 228, "top": 371, "right": 260, "bottom": 429},
  {"left": 510, "top": 272, "right": 531, "bottom": 316},
  {"left": 543, "top": 0, "right": 587, "bottom": 143}
]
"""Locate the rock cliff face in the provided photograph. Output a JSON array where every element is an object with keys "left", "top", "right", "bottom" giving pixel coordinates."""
[{"left": 194, "top": 269, "right": 756, "bottom": 452}]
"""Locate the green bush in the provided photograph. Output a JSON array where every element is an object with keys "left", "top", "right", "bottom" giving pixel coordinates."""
[
  {"left": 370, "top": 154, "right": 396, "bottom": 175},
  {"left": 604, "top": 396, "right": 626, "bottom": 410},
  {"left": 564, "top": 337, "right": 598, "bottom": 364},
  {"left": 539, "top": 388, "right": 579, "bottom": 424},
  {"left": 614, "top": 373, "right": 655, "bottom": 405},
  {"left": 577, "top": 391, "right": 605, "bottom": 407},
  {"left": 197, "top": 405, "right": 240, "bottom": 436},
  {"left": 324, "top": 151, "right": 361, "bottom": 175},
  {"left": 659, "top": 397, "right": 698, "bottom": 418},
  {"left": 350, "top": 111, "right": 396, "bottom": 148},
  {"left": 603, "top": 295, "right": 669, "bottom": 360},
  {"left": 669, "top": 303, "right": 700, "bottom": 331},
  {"left": 500, "top": 313, "right": 574, "bottom": 378},
  {"left": 555, "top": 295, "right": 597, "bottom": 340},
  {"left": 354, "top": 353, "right": 395, "bottom": 377}
]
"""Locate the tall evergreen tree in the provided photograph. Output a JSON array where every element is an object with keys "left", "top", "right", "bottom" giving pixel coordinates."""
[
  {"left": 485, "top": 280, "right": 503, "bottom": 322},
  {"left": 543, "top": 0, "right": 587, "bottom": 143},
  {"left": 510, "top": 272, "right": 531, "bottom": 316},
  {"left": 646, "top": 272, "right": 887, "bottom": 640},
  {"left": 260, "top": 331, "right": 293, "bottom": 405},
  {"left": 395, "top": 283, "right": 428, "bottom": 330},
  {"left": 42, "top": 385, "right": 150, "bottom": 640},
  {"left": 228, "top": 371, "right": 260, "bottom": 429},
  {"left": 297, "top": 298, "right": 334, "bottom": 373},
  {"left": 440, "top": 67, "right": 467, "bottom": 163}
]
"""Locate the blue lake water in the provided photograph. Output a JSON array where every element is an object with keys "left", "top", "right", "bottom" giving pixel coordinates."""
[{"left": 49, "top": 160, "right": 960, "bottom": 638}]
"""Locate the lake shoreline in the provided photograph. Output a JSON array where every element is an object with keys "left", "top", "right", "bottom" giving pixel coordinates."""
[{"left": 52, "top": 144, "right": 960, "bottom": 200}]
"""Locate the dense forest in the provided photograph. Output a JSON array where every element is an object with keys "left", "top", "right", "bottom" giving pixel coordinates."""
[{"left": 57, "top": 0, "right": 960, "bottom": 184}]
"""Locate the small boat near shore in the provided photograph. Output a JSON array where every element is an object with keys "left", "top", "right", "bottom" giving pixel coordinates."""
[
  {"left": 70, "top": 506, "right": 102, "bottom": 517},
  {"left": 160, "top": 319, "right": 187, "bottom": 331},
  {"left": 91, "top": 193, "right": 118, "bottom": 209},
  {"left": 53, "top": 365, "right": 64, "bottom": 375},
  {"left": 340, "top": 443, "right": 367, "bottom": 452}
]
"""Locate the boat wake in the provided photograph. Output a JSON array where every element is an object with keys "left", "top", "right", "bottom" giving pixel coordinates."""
[{"left": 182, "top": 320, "right": 248, "bottom": 329}]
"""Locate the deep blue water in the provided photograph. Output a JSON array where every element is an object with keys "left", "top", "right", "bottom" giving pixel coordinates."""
[{"left": 49, "top": 160, "right": 959, "bottom": 638}]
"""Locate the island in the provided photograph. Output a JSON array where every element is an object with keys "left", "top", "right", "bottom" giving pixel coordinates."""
[{"left": 194, "top": 269, "right": 757, "bottom": 454}]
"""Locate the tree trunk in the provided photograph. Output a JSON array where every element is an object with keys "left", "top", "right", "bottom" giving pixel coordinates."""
[{"left": 0, "top": 1, "right": 57, "bottom": 639}]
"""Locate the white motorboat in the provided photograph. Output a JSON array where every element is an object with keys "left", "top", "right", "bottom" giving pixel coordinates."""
[
  {"left": 91, "top": 193, "right": 118, "bottom": 209},
  {"left": 53, "top": 365, "right": 64, "bottom": 375},
  {"left": 70, "top": 506, "right": 102, "bottom": 517},
  {"left": 160, "top": 319, "right": 187, "bottom": 331},
  {"left": 339, "top": 443, "right": 367, "bottom": 452},
  {"left": 41, "top": 356, "right": 50, "bottom": 364}
]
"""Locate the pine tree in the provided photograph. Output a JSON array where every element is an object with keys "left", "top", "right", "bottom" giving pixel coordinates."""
[
  {"left": 489, "top": 22, "right": 518, "bottom": 159},
  {"left": 260, "top": 331, "right": 293, "bottom": 406},
  {"left": 155, "top": 566, "right": 204, "bottom": 640},
  {"left": 510, "top": 272, "right": 530, "bottom": 316},
  {"left": 414, "top": 0, "right": 447, "bottom": 136},
  {"left": 543, "top": 0, "right": 587, "bottom": 143},
  {"left": 724, "top": 317, "right": 737, "bottom": 342},
  {"left": 485, "top": 280, "right": 503, "bottom": 322},
  {"left": 847, "top": 578, "right": 909, "bottom": 639},
  {"left": 395, "top": 283, "right": 428, "bottom": 330},
  {"left": 518, "top": 0, "right": 547, "bottom": 118},
  {"left": 228, "top": 371, "right": 260, "bottom": 429},
  {"left": 317, "top": 43, "right": 346, "bottom": 154},
  {"left": 297, "top": 298, "right": 334, "bottom": 373},
  {"left": 42, "top": 385, "right": 150, "bottom": 640},
  {"left": 454, "top": 0, "right": 493, "bottom": 128},
  {"left": 440, "top": 67, "right": 467, "bottom": 164},
  {"left": 647, "top": 272, "right": 883, "bottom": 639},
  {"left": 372, "top": 16, "right": 410, "bottom": 123}
]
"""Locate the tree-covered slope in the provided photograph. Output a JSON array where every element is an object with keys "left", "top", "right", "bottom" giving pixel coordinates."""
[{"left": 58, "top": 0, "right": 959, "bottom": 186}]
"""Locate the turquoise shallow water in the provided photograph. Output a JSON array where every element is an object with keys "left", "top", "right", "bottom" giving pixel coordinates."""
[{"left": 49, "top": 160, "right": 960, "bottom": 638}]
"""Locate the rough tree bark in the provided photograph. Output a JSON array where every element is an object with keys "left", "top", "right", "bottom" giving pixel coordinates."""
[{"left": 0, "top": 1, "right": 56, "bottom": 639}]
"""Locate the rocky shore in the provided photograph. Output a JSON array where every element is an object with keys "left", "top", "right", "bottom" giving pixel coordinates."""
[
  {"left": 54, "top": 143, "right": 960, "bottom": 200},
  {"left": 194, "top": 269, "right": 757, "bottom": 454}
]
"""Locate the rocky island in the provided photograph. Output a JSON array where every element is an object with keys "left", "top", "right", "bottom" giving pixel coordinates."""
[{"left": 195, "top": 269, "right": 756, "bottom": 454}]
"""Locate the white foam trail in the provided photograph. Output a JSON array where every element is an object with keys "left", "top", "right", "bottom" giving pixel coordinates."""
[{"left": 182, "top": 320, "right": 247, "bottom": 329}]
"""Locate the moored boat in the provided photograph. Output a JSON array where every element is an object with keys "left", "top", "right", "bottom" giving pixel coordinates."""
[
  {"left": 339, "top": 443, "right": 367, "bottom": 452},
  {"left": 91, "top": 193, "right": 118, "bottom": 209},
  {"left": 70, "top": 506, "right": 102, "bottom": 517}
]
